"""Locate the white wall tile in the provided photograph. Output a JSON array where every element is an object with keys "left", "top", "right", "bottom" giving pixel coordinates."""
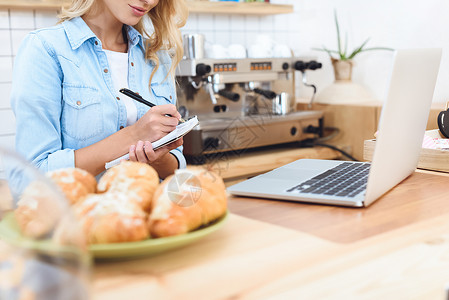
[
  {"left": 230, "top": 15, "right": 245, "bottom": 31},
  {"left": 259, "top": 15, "right": 273, "bottom": 32},
  {"left": 0, "top": 57, "right": 12, "bottom": 83},
  {"left": 214, "top": 31, "right": 230, "bottom": 47},
  {"left": 272, "top": 32, "right": 289, "bottom": 45},
  {"left": 273, "top": 14, "right": 290, "bottom": 31},
  {"left": 229, "top": 31, "right": 246, "bottom": 46},
  {"left": 202, "top": 31, "right": 215, "bottom": 45},
  {"left": 35, "top": 10, "right": 58, "bottom": 29},
  {"left": 245, "top": 15, "right": 259, "bottom": 31},
  {"left": 0, "top": 83, "right": 12, "bottom": 109},
  {"left": 10, "top": 10, "right": 34, "bottom": 30},
  {"left": 0, "top": 135, "right": 15, "bottom": 150},
  {"left": 287, "top": 32, "right": 301, "bottom": 50},
  {"left": 0, "top": 110, "right": 15, "bottom": 135},
  {"left": 214, "top": 14, "right": 229, "bottom": 31},
  {"left": 183, "top": 13, "right": 198, "bottom": 32},
  {"left": 287, "top": 12, "right": 300, "bottom": 32},
  {"left": 0, "top": 9, "right": 9, "bottom": 29},
  {"left": 197, "top": 14, "right": 214, "bottom": 31},
  {"left": 180, "top": 29, "right": 197, "bottom": 37},
  {"left": 0, "top": 29, "right": 11, "bottom": 56},
  {"left": 11, "top": 29, "right": 30, "bottom": 56}
]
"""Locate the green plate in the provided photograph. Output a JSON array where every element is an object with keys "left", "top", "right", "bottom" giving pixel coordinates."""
[{"left": 0, "top": 212, "right": 228, "bottom": 260}]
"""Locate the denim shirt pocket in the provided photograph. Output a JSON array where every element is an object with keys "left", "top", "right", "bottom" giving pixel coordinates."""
[
  {"left": 61, "top": 84, "right": 104, "bottom": 140},
  {"left": 151, "top": 81, "right": 174, "bottom": 105}
]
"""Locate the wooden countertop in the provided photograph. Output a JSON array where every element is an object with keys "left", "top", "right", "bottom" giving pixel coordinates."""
[
  {"left": 93, "top": 169, "right": 449, "bottom": 299},
  {"left": 229, "top": 170, "right": 449, "bottom": 243}
]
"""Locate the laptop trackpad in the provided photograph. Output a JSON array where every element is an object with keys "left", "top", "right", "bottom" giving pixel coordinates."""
[
  {"left": 263, "top": 168, "right": 318, "bottom": 182},
  {"left": 262, "top": 159, "right": 342, "bottom": 182}
]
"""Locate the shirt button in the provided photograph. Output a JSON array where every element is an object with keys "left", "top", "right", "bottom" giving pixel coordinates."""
[
  {"left": 131, "top": 62, "right": 134, "bottom": 67},
  {"left": 120, "top": 126, "right": 124, "bottom": 130},
  {"left": 95, "top": 41, "right": 98, "bottom": 45},
  {"left": 76, "top": 101, "right": 81, "bottom": 105},
  {"left": 116, "top": 97, "right": 120, "bottom": 100},
  {"left": 104, "top": 68, "right": 108, "bottom": 73},
  {"left": 169, "top": 95, "right": 172, "bottom": 99}
]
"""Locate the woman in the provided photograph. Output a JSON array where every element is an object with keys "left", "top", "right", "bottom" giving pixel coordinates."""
[{"left": 10, "top": 0, "right": 188, "bottom": 179}]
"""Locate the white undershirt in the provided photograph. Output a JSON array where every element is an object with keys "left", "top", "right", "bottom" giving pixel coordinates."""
[{"left": 104, "top": 49, "right": 138, "bottom": 126}]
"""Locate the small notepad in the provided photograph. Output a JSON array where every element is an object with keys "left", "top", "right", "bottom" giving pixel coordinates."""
[{"left": 105, "top": 116, "right": 199, "bottom": 169}]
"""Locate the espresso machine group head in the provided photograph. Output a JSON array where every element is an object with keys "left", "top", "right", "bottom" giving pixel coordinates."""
[{"left": 175, "top": 56, "right": 324, "bottom": 163}]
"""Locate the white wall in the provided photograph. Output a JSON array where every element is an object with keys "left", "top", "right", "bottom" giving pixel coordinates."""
[
  {"left": 1, "top": 0, "right": 448, "bottom": 151},
  {"left": 292, "top": 0, "right": 449, "bottom": 103}
]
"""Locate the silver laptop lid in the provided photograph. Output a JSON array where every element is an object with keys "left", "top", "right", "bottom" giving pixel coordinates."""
[{"left": 364, "top": 48, "right": 442, "bottom": 206}]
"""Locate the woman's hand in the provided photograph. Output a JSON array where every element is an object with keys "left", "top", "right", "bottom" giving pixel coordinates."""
[
  {"left": 128, "top": 137, "right": 183, "bottom": 165},
  {"left": 131, "top": 104, "right": 181, "bottom": 142}
]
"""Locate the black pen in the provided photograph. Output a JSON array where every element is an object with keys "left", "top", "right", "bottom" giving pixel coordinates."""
[{"left": 119, "top": 88, "right": 185, "bottom": 123}]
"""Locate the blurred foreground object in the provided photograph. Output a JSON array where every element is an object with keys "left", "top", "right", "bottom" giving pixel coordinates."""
[{"left": 0, "top": 147, "right": 90, "bottom": 300}]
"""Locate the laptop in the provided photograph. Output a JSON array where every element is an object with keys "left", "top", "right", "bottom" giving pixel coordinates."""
[{"left": 227, "top": 49, "right": 442, "bottom": 207}]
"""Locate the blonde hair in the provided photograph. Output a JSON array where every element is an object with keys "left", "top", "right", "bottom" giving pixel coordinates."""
[{"left": 59, "top": 0, "right": 188, "bottom": 83}]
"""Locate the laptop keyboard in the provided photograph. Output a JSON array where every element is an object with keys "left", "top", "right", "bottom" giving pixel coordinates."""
[{"left": 286, "top": 162, "right": 371, "bottom": 198}]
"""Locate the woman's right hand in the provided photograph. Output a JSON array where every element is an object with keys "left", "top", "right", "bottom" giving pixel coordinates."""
[{"left": 132, "top": 104, "right": 181, "bottom": 142}]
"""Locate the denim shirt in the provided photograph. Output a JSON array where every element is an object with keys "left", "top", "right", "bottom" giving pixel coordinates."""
[{"left": 10, "top": 17, "right": 186, "bottom": 173}]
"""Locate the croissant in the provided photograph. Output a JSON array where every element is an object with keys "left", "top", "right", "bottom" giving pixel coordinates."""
[
  {"left": 46, "top": 167, "right": 97, "bottom": 205},
  {"left": 73, "top": 192, "right": 149, "bottom": 244},
  {"left": 97, "top": 161, "right": 159, "bottom": 213},
  {"left": 14, "top": 181, "right": 64, "bottom": 238},
  {"left": 148, "top": 167, "right": 227, "bottom": 237}
]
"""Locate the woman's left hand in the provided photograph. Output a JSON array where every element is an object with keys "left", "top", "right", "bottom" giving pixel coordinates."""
[{"left": 128, "top": 137, "right": 183, "bottom": 165}]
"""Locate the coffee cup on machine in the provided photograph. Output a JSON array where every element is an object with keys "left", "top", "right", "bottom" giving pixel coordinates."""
[
  {"left": 273, "top": 44, "right": 292, "bottom": 58},
  {"left": 248, "top": 44, "right": 272, "bottom": 58},
  {"left": 228, "top": 44, "right": 247, "bottom": 59},
  {"left": 272, "top": 92, "right": 291, "bottom": 115},
  {"left": 206, "top": 44, "right": 228, "bottom": 59},
  {"left": 183, "top": 34, "right": 205, "bottom": 59}
]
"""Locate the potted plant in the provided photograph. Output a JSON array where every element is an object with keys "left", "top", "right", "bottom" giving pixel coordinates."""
[{"left": 314, "top": 10, "right": 393, "bottom": 81}]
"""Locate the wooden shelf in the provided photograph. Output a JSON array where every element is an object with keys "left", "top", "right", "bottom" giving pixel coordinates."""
[
  {"left": 187, "top": 1, "right": 293, "bottom": 15},
  {"left": 0, "top": 0, "right": 66, "bottom": 10},
  {"left": 0, "top": 0, "right": 294, "bottom": 15}
]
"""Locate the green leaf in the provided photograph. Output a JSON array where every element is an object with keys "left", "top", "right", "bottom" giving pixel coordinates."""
[
  {"left": 347, "top": 38, "right": 370, "bottom": 59},
  {"left": 344, "top": 32, "right": 348, "bottom": 57},
  {"left": 334, "top": 9, "right": 342, "bottom": 56},
  {"left": 348, "top": 46, "right": 394, "bottom": 59},
  {"left": 361, "top": 47, "right": 395, "bottom": 52}
]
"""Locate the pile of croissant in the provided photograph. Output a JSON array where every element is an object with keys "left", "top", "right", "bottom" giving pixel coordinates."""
[{"left": 14, "top": 161, "right": 227, "bottom": 244}]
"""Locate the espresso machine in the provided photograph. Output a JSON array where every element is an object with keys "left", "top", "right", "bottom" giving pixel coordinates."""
[{"left": 176, "top": 56, "right": 324, "bottom": 164}]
